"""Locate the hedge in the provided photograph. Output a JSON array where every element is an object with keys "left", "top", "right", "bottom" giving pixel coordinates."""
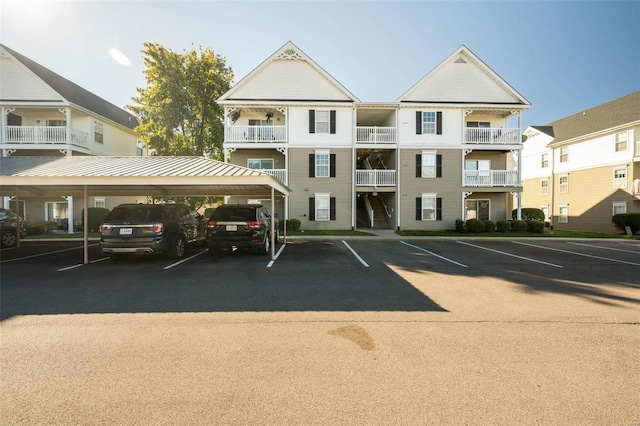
[
  {"left": 24, "top": 221, "right": 58, "bottom": 236},
  {"left": 527, "top": 220, "right": 545, "bottom": 234},
  {"left": 612, "top": 213, "right": 640, "bottom": 234},
  {"left": 510, "top": 220, "right": 528, "bottom": 232},
  {"left": 466, "top": 219, "right": 485, "bottom": 233},
  {"left": 511, "top": 208, "right": 545, "bottom": 222},
  {"left": 82, "top": 207, "right": 111, "bottom": 232},
  {"left": 496, "top": 220, "right": 510, "bottom": 233},
  {"left": 482, "top": 220, "right": 495, "bottom": 232}
]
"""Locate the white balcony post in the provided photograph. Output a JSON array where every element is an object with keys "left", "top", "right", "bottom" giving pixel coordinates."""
[
  {"left": 67, "top": 196, "right": 74, "bottom": 235},
  {"left": 517, "top": 111, "right": 522, "bottom": 220}
]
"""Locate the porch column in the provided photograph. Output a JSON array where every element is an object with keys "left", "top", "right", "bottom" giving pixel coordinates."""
[
  {"left": 517, "top": 111, "right": 522, "bottom": 220},
  {"left": 67, "top": 196, "right": 75, "bottom": 235},
  {"left": 61, "top": 107, "right": 72, "bottom": 152}
]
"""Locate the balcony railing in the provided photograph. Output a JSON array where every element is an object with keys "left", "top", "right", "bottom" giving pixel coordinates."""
[
  {"left": 3, "top": 126, "right": 88, "bottom": 148},
  {"left": 226, "top": 126, "right": 287, "bottom": 143},
  {"left": 356, "top": 169, "right": 396, "bottom": 187},
  {"left": 260, "top": 169, "right": 287, "bottom": 185},
  {"left": 464, "top": 128, "right": 520, "bottom": 145},
  {"left": 463, "top": 170, "right": 519, "bottom": 187},
  {"left": 356, "top": 127, "right": 396, "bottom": 143}
]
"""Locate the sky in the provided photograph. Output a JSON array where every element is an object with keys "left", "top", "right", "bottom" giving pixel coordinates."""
[{"left": 1, "top": 0, "right": 639, "bottom": 130}]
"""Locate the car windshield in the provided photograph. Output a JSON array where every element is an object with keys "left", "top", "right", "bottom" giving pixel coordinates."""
[
  {"left": 105, "top": 206, "right": 165, "bottom": 222},
  {"left": 211, "top": 207, "right": 256, "bottom": 222},
  {"left": 0, "top": 209, "right": 17, "bottom": 220}
]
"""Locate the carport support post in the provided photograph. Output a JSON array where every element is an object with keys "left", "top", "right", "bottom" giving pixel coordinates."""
[
  {"left": 83, "top": 185, "right": 89, "bottom": 265},
  {"left": 270, "top": 186, "right": 275, "bottom": 260}
]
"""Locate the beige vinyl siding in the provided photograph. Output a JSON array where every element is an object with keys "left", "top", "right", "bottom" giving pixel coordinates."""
[
  {"left": 464, "top": 151, "right": 509, "bottom": 169},
  {"left": 287, "top": 147, "right": 353, "bottom": 230},
  {"left": 521, "top": 177, "right": 552, "bottom": 213},
  {"left": 228, "top": 149, "right": 286, "bottom": 169}
]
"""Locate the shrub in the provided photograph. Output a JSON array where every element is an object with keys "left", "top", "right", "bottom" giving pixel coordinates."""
[
  {"left": 24, "top": 221, "right": 57, "bottom": 236},
  {"left": 527, "top": 220, "right": 545, "bottom": 234},
  {"left": 612, "top": 213, "right": 640, "bottom": 234},
  {"left": 482, "top": 220, "right": 495, "bottom": 232},
  {"left": 82, "top": 207, "right": 111, "bottom": 232},
  {"left": 286, "top": 218, "right": 301, "bottom": 231},
  {"left": 510, "top": 220, "right": 527, "bottom": 232},
  {"left": 455, "top": 219, "right": 466, "bottom": 233},
  {"left": 512, "top": 208, "right": 545, "bottom": 222},
  {"left": 466, "top": 219, "right": 485, "bottom": 233},
  {"left": 496, "top": 220, "right": 510, "bottom": 233}
]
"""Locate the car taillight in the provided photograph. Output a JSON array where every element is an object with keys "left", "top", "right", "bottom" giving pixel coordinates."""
[
  {"left": 246, "top": 221, "right": 261, "bottom": 229},
  {"left": 207, "top": 220, "right": 218, "bottom": 228},
  {"left": 153, "top": 222, "right": 164, "bottom": 233},
  {"left": 99, "top": 224, "right": 110, "bottom": 233}
]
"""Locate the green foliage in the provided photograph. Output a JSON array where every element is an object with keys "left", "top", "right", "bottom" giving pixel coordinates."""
[
  {"left": 204, "top": 207, "right": 217, "bottom": 219},
  {"left": 496, "top": 220, "right": 510, "bottom": 233},
  {"left": 82, "top": 207, "right": 110, "bottom": 232},
  {"left": 24, "top": 221, "right": 57, "bottom": 236},
  {"left": 527, "top": 220, "right": 545, "bottom": 233},
  {"left": 455, "top": 219, "right": 466, "bottom": 233},
  {"left": 510, "top": 220, "right": 528, "bottom": 232},
  {"left": 512, "top": 208, "right": 545, "bottom": 222},
  {"left": 286, "top": 218, "right": 301, "bottom": 232},
  {"left": 612, "top": 213, "right": 640, "bottom": 233},
  {"left": 466, "top": 219, "right": 485, "bottom": 233},
  {"left": 482, "top": 220, "right": 495, "bottom": 232}
]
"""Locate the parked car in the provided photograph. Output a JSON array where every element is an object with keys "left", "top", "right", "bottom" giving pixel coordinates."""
[
  {"left": 0, "top": 208, "right": 23, "bottom": 248},
  {"left": 99, "top": 203, "right": 207, "bottom": 260},
  {"left": 206, "top": 204, "right": 278, "bottom": 255}
]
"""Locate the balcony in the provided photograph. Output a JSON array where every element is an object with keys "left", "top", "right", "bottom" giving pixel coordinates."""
[
  {"left": 2, "top": 125, "right": 88, "bottom": 148},
  {"left": 226, "top": 126, "right": 287, "bottom": 143},
  {"left": 464, "top": 128, "right": 520, "bottom": 145},
  {"left": 356, "top": 169, "right": 396, "bottom": 187},
  {"left": 356, "top": 127, "right": 396, "bottom": 144},
  {"left": 463, "top": 170, "right": 519, "bottom": 187},
  {"left": 260, "top": 169, "right": 287, "bottom": 185}
]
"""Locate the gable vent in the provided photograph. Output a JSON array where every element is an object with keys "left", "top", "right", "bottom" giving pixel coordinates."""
[
  {"left": 454, "top": 57, "right": 467, "bottom": 64},
  {"left": 277, "top": 49, "right": 303, "bottom": 60}
]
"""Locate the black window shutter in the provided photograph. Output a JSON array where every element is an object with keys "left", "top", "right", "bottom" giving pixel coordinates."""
[
  {"left": 436, "top": 111, "right": 442, "bottom": 135},
  {"left": 309, "top": 154, "right": 315, "bottom": 177},
  {"left": 436, "top": 154, "right": 442, "bottom": 178},
  {"left": 436, "top": 198, "right": 442, "bottom": 221},
  {"left": 416, "top": 154, "right": 422, "bottom": 177},
  {"left": 330, "top": 154, "right": 336, "bottom": 178},
  {"left": 416, "top": 111, "right": 422, "bottom": 135},
  {"left": 309, "top": 110, "right": 315, "bottom": 133},
  {"left": 416, "top": 198, "right": 422, "bottom": 220},
  {"left": 330, "top": 197, "right": 336, "bottom": 221},
  {"left": 309, "top": 198, "right": 315, "bottom": 221},
  {"left": 330, "top": 110, "right": 336, "bottom": 134}
]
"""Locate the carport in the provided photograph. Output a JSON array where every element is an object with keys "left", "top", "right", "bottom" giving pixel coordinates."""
[{"left": 0, "top": 156, "right": 291, "bottom": 262}]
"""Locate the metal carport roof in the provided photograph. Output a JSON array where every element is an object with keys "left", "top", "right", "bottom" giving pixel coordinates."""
[{"left": 0, "top": 156, "right": 291, "bottom": 262}]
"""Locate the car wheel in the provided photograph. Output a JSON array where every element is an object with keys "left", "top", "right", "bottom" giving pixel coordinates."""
[
  {"left": 258, "top": 233, "right": 269, "bottom": 255},
  {"left": 168, "top": 235, "right": 186, "bottom": 259},
  {"left": 1, "top": 229, "right": 17, "bottom": 248}
]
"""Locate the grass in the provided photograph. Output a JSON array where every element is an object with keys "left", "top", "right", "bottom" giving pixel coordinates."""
[
  {"left": 396, "top": 229, "right": 639, "bottom": 239},
  {"left": 285, "top": 229, "right": 376, "bottom": 237}
]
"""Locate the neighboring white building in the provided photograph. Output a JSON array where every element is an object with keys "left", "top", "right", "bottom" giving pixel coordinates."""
[
  {"left": 521, "top": 91, "right": 640, "bottom": 233},
  {"left": 0, "top": 44, "right": 145, "bottom": 231},
  {"left": 218, "top": 41, "right": 530, "bottom": 230}
]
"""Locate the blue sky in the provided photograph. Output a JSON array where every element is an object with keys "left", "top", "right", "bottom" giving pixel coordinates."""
[{"left": 1, "top": 0, "right": 638, "bottom": 129}]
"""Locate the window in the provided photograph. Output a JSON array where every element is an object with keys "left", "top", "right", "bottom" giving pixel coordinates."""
[
  {"left": 612, "top": 202, "right": 627, "bottom": 215},
  {"left": 541, "top": 153, "right": 549, "bottom": 168},
  {"left": 315, "top": 111, "right": 329, "bottom": 134},
  {"left": 315, "top": 151, "right": 330, "bottom": 177},
  {"left": 559, "top": 174, "right": 569, "bottom": 193},
  {"left": 416, "top": 151, "right": 442, "bottom": 178},
  {"left": 540, "top": 205, "right": 549, "bottom": 222},
  {"left": 558, "top": 204, "right": 568, "bottom": 223},
  {"left": 613, "top": 166, "right": 627, "bottom": 189},
  {"left": 466, "top": 121, "right": 490, "bottom": 128},
  {"left": 416, "top": 195, "right": 442, "bottom": 221},
  {"left": 247, "top": 159, "right": 274, "bottom": 170},
  {"left": 465, "top": 199, "right": 490, "bottom": 220},
  {"left": 309, "top": 194, "right": 335, "bottom": 221},
  {"left": 559, "top": 146, "right": 568, "bottom": 163},
  {"left": 540, "top": 178, "right": 549, "bottom": 195},
  {"left": 46, "top": 120, "right": 66, "bottom": 126},
  {"left": 94, "top": 122, "right": 104, "bottom": 144},
  {"left": 422, "top": 112, "right": 436, "bottom": 134},
  {"left": 615, "top": 132, "right": 628, "bottom": 152},
  {"left": 94, "top": 198, "right": 106, "bottom": 208},
  {"left": 415, "top": 111, "right": 442, "bottom": 135},
  {"left": 309, "top": 110, "right": 335, "bottom": 134},
  {"left": 248, "top": 119, "right": 273, "bottom": 140}
]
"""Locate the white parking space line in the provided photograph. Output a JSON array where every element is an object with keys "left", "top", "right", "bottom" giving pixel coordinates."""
[
  {"left": 401, "top": 241, "right": 468, "bottom": 268},
  {"left": 342, "top": 240, "right": 369, "bottom": 267},
  {"left": 267, "top": 243, "right": 287, "bottom": 268},
  {"left": 57, "top": 257, "right": 110, "bottom": 272},
  {"left": 2, "top": 244, "right": 99, "bottom": 264},
  {"left": 568, "top": 242, "right": 640, "bottom": 254},
  {"left": 458, "top": 241, "right": 563, "bottom": 268},
  {"left": 514, "top": 241, "right": 640, "bottom": 267},
  {"left": 164, "top": 249, "right": 209, "bottom": 270}
]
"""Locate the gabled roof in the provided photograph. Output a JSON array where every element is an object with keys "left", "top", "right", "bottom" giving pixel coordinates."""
[
  {"left": 218, "top": 41, "right": 359, "bottom": 103},
  {"left": 542, "top": 91, "right": 640, "bottom": 145},
  {"left": 530, "top": 126, "right": 554, "bottom": 137},
  {"left": 0, "top": 44, "right": 138, "bottom": 130},
  {"left": 395, "top": 45, "right": 530, "bottom": 106}
]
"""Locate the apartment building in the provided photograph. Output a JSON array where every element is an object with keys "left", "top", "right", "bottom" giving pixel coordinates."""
[
  {"left": 521, "top": 91, "right": 640, "bottom": 233},
  {"left": 218, "top": 41, "right": 531, "bottom": 231},
  {"left": 0, "top": 44, "right": 144, "bottom": 232}
]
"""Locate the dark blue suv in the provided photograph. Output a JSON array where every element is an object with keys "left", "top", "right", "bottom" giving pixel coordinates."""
[{"left": 206, "top": 204, "right": 278, "bottom": 255}]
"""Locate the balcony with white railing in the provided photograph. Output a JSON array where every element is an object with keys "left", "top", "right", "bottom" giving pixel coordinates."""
[
  {"left": 464, "top": 128, "right": 520, "bottom": 145},
  {"left": 2, "top": 126, "right": 89, "bottom": 148},
  {"left": 356, "top": 169, "right": 396, "bottom": 187},
  {"left": 260, "top": 169, "right": 287, "bottom": 185},
  {"left": 463, "top": 170, "right": 520, "bottom": 187},
  {"left": 356, "top": 127, "right": 396, "bottom": 144},
  {"left": 226, "top": 126, "right": 287, "bottom": 143}
]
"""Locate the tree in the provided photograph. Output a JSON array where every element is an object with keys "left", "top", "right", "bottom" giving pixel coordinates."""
[
  {"left": 128, "top": 43, "right": 234, "bottom": 210},
  {"left": 129, "top": 42, "right": 233, "bottom": 159}
]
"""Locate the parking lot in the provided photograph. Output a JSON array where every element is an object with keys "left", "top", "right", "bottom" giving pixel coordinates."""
[{"left": 1, "top": 237, "right": 639, "bottom": 424}]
